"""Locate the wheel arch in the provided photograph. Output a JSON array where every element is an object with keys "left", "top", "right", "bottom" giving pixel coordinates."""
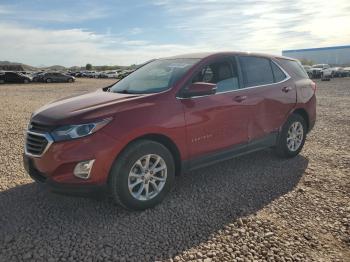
[
  {"left": 292, "top": 108, "right": 309, "bottom": 131},
  {"left": 112, "top": 133, "right": 183, "bottom": 177}
]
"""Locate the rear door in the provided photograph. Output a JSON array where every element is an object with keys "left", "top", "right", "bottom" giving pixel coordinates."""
[
  {"left": 181, "top": 56, "right": 250, "bottom": 159},
  {"left": 5, "top": 72, "right": 17, "bottom": 83},
  {"left": 277, "top": 58, "right": 314, "bottom": 104},
  {"left": 237, "top": 55, "right": 296, "bottom": 141},
  {"left": 57, "top": 73, "right": 65, "bottom": 82}
]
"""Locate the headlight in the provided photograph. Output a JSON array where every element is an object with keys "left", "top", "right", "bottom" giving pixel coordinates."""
[{"left": 51, "top": 117, "right": 112, "bottom": 142}]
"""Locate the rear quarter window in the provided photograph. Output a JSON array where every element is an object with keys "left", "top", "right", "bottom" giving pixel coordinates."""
[
  {"left": 271, "top": 62, "right": 287, "bottom": 82},
  {"left": 277, "top": 59, "right": 309, "bottom": 79}
]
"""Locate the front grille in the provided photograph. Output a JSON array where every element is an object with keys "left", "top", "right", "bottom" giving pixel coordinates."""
[
  {"left": 25, "top": 132, "right": 49, "bottom": 156},
  {"left": 29, "top": 121, "right": 53, "bottom": 132}
]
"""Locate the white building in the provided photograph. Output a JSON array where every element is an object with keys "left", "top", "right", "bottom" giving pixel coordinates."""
[{"left": 282, "top": 45, "right": 350, "bottom": 65}]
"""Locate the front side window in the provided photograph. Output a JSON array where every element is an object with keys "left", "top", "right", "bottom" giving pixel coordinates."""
[
  {"left": 239, "top": 56, "right": 274, "bottom": 87},
  {"left": 110, "top": 58, "right": 199, "bottom": 94},
  {"left": 192, "top": 59, "right": 240, "bottom": 93}
]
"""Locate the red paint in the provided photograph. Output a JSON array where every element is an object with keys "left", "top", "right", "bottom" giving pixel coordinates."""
[{"left": 26, "top": 52, "right": 316, "bottom": 187}]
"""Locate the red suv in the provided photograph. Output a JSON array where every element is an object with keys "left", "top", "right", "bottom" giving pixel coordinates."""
[{"left": 23, "top": 52, "right": 316, "bottom": 210}]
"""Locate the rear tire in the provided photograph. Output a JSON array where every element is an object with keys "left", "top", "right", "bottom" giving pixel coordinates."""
[
  {"left": 67, "top": 78, "right": 73, "bottom": 83},
  {"left": 108, "top": 140, "right": 175, "bottom": 210},
  {"left": 23, "top": 79, "right": 29, "bottom": 84},
  {"left": 46, "top": 78, "right": 52, "bottom": 83},
  {"left": 275, "top": 114, "right": 307, "bottom": 158}
]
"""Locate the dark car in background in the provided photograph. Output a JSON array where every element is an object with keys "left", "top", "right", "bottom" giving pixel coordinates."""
[
  {"left": 0, "top": 71, "right": 32, "bottom": 83},
  {"left": 35, "top": 72, "right": 75, "bottom": 83}
]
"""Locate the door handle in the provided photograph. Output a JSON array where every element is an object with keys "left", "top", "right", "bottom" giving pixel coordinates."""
[
  {"left": 233, "top": 95, "right": 247, "bottom": 102},
  {"left": 282, "top": 86, "right": 292, "bottom": 92}
]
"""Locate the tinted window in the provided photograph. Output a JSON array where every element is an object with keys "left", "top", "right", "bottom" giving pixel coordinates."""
[
  {"left": 239, "top": 56, "right": 274, "bottom": 87},
  {"left": 271, "top": 62, "right": 287, "bottom": 82},
  {"left": 278, "top": 59, "right": 309, "bottom": 79},
  {"left": 192, "top": 59, "right": 240, "bottom": 92}
]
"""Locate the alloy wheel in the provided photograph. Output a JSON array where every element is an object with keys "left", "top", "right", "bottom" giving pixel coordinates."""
[
  {"left": 128, "top": 154, "right": 167, "bottom": 201},
  {"left": 286, "top": 121, "right": 304, "bottom": 152}
]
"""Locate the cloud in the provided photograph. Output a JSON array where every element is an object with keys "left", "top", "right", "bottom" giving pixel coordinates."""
[
  {"left": 152, "top": 0, "right": 350, "bottom": 53},
  {"left": 0, "top": 22, "right": 205, "bottom": 66},
  {"left": 0, "top": 3, "right": 108, "bottom": 23},
  {"left": 0, "top": 0, "right": 349, "bottom": 66}
]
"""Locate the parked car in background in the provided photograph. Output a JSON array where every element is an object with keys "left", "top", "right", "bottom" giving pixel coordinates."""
[
  {"left": 118, "top": 69, "right": 135, "bottom": 79},
  {"left": 85, "top": 71, "right": 99, "bottom": 78},
  {"left": 105, "top": 71, "right": 119, "bottom": 78},
  {"left": 74, "top": 71, "right": 85, "bottom": 77},
  {"left": 32, "top": 72, "right": 45, "bottom": 82},
  {"left": 97, "top": 72, "right": 108, "bottom": 78},
  {"left": 24, "top": 52, "right": 316, "bottom": 210},
  {"left": 67, "top": 71, "right": 78, "bottom": 77},
  {"left": 0, "top": 71, "right": 5, "bottom": 83},
  {"left": 38, "top": 72, "right": 75, "bottom": 83},
  {"left": 302, "top": 65, "right": 313, "bottom": 78},
  {"left": 343, "top": 67, "right": 350, "bottom": 77},
  {"left": 0, "top": 71, "right": 32, "bottom": 83},
  {"left": 311, "top": 64, "right": 332, "bottom": 80},
  {"left": 330, "top": 67, "right": 347, "bottom": 77}
]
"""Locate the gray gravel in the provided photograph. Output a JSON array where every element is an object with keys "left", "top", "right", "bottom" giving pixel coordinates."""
[{"left": 0, "top": 78, "right": 349, "bottom": 261}]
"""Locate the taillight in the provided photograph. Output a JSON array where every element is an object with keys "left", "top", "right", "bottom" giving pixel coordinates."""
[{"left": 311, "top": 81, "right": 317, "bottom": 93}]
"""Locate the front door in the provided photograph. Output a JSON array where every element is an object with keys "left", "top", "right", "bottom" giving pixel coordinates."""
[{"left": 180, "top": 57, "right": 250, "bottom": 160}]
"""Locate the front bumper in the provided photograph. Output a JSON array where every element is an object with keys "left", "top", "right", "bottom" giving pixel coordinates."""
[
  {"left": 23, "top": 130, "right": 124, "bottom": 192},
  {"left": 23, "top": 154, "right": 105, "bottom": 194}
]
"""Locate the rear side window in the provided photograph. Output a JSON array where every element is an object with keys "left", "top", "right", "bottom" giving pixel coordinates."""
[
  {"left": 277, "top": 59, "right": 309, "bottom": 79},
  {"left": 239, "top": 56, "right": 274, "bottom": 87},
  {"left": 271, "top": 62, "right": 287, "bottom": 82}
]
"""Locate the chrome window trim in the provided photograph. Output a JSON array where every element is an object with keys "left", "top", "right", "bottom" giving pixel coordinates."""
[
  {"left": 24, "top": 130, "right": 54, "bottom": 158},
  {"left": 176, "top": 59, "right": 291, "bottom": 100}
]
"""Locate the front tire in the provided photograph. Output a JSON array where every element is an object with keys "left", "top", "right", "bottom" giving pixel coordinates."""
[
  {"left": 275, "top": 114, "right": 307, "bottom": 158},
  {"left": 108, "top": 140, "right": 175, "bottom": 210},
  {"left": 46, "top": 78, "right": 52, "bottom": 83}
]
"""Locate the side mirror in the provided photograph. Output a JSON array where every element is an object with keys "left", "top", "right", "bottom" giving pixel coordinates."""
[{"left": 183, "top": 82, "right": 216, "bottom": 98}]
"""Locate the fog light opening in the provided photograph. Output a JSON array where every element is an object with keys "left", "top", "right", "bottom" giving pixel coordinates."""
[{"left": 74, "top": 160, "right": 95, "bottom": 179}]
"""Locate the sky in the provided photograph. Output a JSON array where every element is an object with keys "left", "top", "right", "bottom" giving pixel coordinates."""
[{"left": 0, "top": 0, "right": 349, "bottom": 67}]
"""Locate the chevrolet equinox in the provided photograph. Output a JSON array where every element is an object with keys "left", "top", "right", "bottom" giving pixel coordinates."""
[{"left": 24, "top": 52, "right": 316, "bottom": 210}]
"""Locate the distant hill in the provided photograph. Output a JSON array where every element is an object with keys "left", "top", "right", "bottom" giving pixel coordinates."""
[
  {"left": 0, "top": 61, "right": 137, "bottom": 72},
  {"left": 0, "top": 61, "right": 37, "bottom": 71},
  {"left": 44, "top": 65, "right": 66, "bottom": 71},
  {"left": 0, "top": 61, "right": 68, "bottom": 71}
]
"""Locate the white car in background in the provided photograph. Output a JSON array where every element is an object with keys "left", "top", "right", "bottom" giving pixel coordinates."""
[
  {"left": 311, "top": 64, "right": 332, "bottom": 80},
  {"left": 105, "top": 71, "right": 118, "bottom": 78},
  {"left": 85, "top": 71, "right": 99, "bottom": 78}
]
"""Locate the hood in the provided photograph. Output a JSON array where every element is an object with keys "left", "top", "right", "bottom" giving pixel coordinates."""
[{"left": 31, "top": 91, "right": 144, "bottom": 126}]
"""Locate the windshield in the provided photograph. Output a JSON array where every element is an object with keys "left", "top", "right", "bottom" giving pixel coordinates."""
[{"left": 110, "top": 58, "right": 199, "bottom": 94}]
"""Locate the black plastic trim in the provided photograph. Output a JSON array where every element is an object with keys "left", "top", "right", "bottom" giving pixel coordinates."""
[{"left": 182, "top": 132, "right": 278, "bottom": 172}]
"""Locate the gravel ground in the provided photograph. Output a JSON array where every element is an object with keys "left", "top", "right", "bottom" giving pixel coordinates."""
[{"left": 0, "top": 78, "right": 349, "bottom": 262}]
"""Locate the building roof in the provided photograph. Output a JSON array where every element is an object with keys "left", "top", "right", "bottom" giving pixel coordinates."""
[{"left": 283, "top": 45, "right": 350, "bottom": 53}]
